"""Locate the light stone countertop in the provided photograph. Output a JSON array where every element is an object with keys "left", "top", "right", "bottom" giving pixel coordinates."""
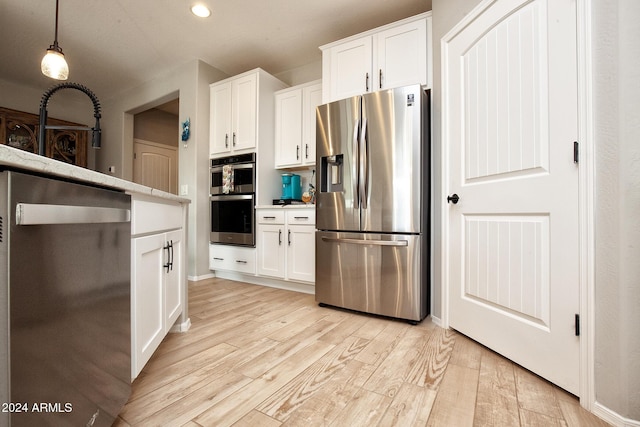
[{"left": 0, "top": 145, "right": 190, "bottom": 204}]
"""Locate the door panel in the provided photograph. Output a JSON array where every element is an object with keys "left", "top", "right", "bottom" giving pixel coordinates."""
[
  {"left": 329, "top": 36, "right": 372, "bottom": 100},
  {"left": 233, "top": 74, "right": 257, "bottom": 151},
  {"left": 315, "top": 96, "right": 361, "bottom": 232},
  {"left": 133, "top": 139, "right": 178, "bottom": 194},
  {"left": 315, "top": 231, "right": 425, "bottom": 321},
  {"left": 376, "top": 19, "right": 427, "bottom": 90},
  {"left": 444, "top": 0, "right": 579, "bottom": 393},
  {"left": 361, "top": 86, "right": 424, "bottom": 234},
  {"left": 165, "top": 229, "right": 183, "bottom": 328}
]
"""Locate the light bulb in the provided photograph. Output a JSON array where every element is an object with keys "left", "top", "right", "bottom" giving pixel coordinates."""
[
  {"left": 41, "top": 49, "right": 69, "bottom": 80},
  {"left": 191, "top": 4, "right": 211, "bottom": 18}
]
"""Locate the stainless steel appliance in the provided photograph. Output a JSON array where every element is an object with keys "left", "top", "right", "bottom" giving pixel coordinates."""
[
  {"left": 210, "top": 194, "right": 255, "bottom": 246},
  {"left": 0, "top": 170, "right": 131, "bottom": 427},
  {"left": 315, "top": 85, "right": 430, "bottom": 323},
  {"left": 210, "top": 153, "right": 255, "bottom": 195},
  {"left": 210, "top": 153, "right": 256, "bottom": 246}
]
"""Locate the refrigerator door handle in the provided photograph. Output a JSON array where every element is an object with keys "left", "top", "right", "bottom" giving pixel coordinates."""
[
  {"left": 359, "top": 118, "right": 368, "bottom": 209},
  {"left": 352, "top": 119, "right": 360, "bottom": 209},
  {"left": 321, "top": 236, "right": 408, "bottom": 247}
]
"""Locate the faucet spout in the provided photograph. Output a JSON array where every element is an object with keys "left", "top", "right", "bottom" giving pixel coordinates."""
[{"left": 38, "top": 82, "right": 102, "bottom": 156}]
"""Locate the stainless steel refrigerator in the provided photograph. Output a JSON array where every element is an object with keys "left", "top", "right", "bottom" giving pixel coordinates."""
[{"left": 315, "top": 84, "right": 430, "bottom": 323}]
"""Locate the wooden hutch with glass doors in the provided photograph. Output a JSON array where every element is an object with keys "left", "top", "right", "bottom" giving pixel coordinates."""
[{"left": 0, "top": 107, "right": 88, "bottom": 167}]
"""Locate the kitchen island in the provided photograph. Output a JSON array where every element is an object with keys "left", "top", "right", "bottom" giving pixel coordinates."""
[{"left": 0, "top": 145, "right": 190, "bottom": 426}]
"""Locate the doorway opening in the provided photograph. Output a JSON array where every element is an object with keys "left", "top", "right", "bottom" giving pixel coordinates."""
[{"left": 132, "top": 98, "right": 179, "bottom": 194}]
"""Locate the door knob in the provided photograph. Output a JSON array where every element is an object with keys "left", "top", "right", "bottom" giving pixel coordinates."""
[{"left": 447, "top": 194, "right": 460, "bottom": 204}]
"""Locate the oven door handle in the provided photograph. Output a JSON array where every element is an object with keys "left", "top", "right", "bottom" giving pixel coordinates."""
[
  {"left": 211, "top": 163, "right": 254, "bottom": 172},
  {"left": 209, "top": 194, "right": 254, "bottom": 201}
]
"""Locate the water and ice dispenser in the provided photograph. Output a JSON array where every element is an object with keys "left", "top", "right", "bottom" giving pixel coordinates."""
[{"left": 320, "top": 154, "right": 343, "bottom": 193}]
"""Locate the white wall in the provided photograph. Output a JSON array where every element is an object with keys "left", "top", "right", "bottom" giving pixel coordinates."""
[
  {"left": 592, "top": 0, "right": 640, "bottom": 420},
  {"left": 98, "top": 59, "right": 228, "bottom": 278}
]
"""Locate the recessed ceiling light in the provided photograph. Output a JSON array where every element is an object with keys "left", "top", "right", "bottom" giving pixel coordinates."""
[{"left": 191, "top": 4, "right": 211, "bottom": 18}]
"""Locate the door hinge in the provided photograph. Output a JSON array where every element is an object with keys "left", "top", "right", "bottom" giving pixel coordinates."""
[
  {"left": 573, "top": 141, "right": 579, "bottom": 163},
  {"left": 575, "top": 314, "right": 580, "bottom": 336}
]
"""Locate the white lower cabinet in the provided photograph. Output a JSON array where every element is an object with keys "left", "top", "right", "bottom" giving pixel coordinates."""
[
  {"left": 257, "top": 208, "right": 315, "bottom": 283},
  {"left": 130, "top": 195, "right": 186, "bottom": 379},
  {"left": 131, "top": 229, "right": 183, "bottom": 378},
  {"left": 286, "top": 224, "right": 315, "bottom": 282},
  {"left": 209, "top": 244, "right": 256, "bottom": 274}
]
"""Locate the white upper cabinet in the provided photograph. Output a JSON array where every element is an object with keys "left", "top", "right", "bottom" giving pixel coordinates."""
[
  {"left": 326, "top": 37, "right": 373, "bottom": 102},
  {"left": 210, "top": 68, "right": 287, "bottom": 157},
  {"left": 274, "top": 80, "right": 322, "bottom": 169},
  {"left": 301, "top": 83, "right": 322, "bottom": 165},
  {"left": 321, "top": 12, "right": 432, "bottom": 103}
]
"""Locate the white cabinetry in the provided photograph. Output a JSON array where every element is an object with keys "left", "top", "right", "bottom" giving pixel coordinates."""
[
  {"left": 209, "top": 68, "right": 287, "bottom": 158},
  {"left": 131, "top": 195, "right": 186, "bottom": 379},
  {"left": 257, "top": 208, "right": 315, "bottom": 283},
  {"left": 321, "top": 13, "right": 432, "bottom": 103},
  {"left": 209, "top": 244, "right": 256, "bottom": 274},
  {"left": 274, "top": 80, "right": 322, "bottom": 168}
]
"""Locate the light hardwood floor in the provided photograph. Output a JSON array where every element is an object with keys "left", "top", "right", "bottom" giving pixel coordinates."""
[{"left": 115, "top": 278, "right": 609, "bottom": 427}]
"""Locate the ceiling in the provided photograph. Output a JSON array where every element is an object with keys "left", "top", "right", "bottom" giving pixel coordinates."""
[{"left": 1, "top": 0, "right": 431, "bottom": 104}]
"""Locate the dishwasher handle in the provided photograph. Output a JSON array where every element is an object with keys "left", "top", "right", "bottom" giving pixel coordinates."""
[{"left": 16, "top": 203, "right": 131, "bottom": 225}]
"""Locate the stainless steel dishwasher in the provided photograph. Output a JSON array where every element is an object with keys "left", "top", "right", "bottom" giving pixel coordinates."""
[{"left": 0, "top": 170, "right": 131, "bottom": 427}]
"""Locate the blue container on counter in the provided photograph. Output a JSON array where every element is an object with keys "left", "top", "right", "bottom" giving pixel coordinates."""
[{"left": 281, "top": 173, "right": 301, "bottom": 200}]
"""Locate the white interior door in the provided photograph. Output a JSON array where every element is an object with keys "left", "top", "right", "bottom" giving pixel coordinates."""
[
  {"left": 443, "top": 0, "right": 580, "bottom": 394},
  {"left": 133, "top": 139, "right": 178, "bottom": 194}
]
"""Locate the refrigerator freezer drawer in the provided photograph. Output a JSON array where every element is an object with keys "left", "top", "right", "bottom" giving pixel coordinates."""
[{"left": 315, "top": 231, "right": 428, "bottom": 322}]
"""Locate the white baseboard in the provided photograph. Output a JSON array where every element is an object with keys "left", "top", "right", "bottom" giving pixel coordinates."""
[
  {"left": 592, "top": 402, "right": 640, "bottom": 427},
  {"left": 188, "top": 272, "right": 216, "bottom": 282},
  {"left": 170, "top": 317, "right": 191, "bottom": 333},
  {"left": 430, "top": 315, "right": 443, "bottom": 328},
  {"left": 209, "top": 270, "right": 315, "bottom": 295}
]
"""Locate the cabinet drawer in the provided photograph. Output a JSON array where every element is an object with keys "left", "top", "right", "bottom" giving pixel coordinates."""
[
  {"left": 286, "top": 210, "right": 315, "bottom": 225},
  {"left": 131, "top": 196, "right": 183, "bottom": 235},
  {"left": 257, "top": 210, "right": 285, "bottom": 224},
  {"left": 210, "top": 244, "right": 256, "bottom": 274}
]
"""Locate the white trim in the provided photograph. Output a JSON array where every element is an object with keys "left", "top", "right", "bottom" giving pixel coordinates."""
[
  {"left": 169, "top": 317, "right": 191, "bottom": 333},
  {"left": 440, "top": 0, "right": 497, "bottom": 331},
  {"left": 593, "top": 402, "right": 640, "bottom": 427},
  {"left": 576, "top": 0, "right": 596, "bottom": 412},
  {"left": 430, "top": 315, "right": 443, "bottom": 328},
  {"left": 211, "top": 270, "right": 315, "bottom": 295},
  {"left": 318, "top": 11, "right": 432, "bottom": 51},
  {"left": 188, "top": 272, "right": 216, "bottom": 282}
]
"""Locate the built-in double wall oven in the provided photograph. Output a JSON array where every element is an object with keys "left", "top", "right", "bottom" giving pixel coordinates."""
[{"left": 210, "top": 153, "right": 256, "bottom": 246}]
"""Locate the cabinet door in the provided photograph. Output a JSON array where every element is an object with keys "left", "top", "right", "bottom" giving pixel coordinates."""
[
  {"left": 210, "top": 82, "right": 233, "bottom": 156},
  {"left": 376, "top": 19, "right": 427, "bottom": 90},
  {"left": 131, "top": 233, "right": 165, "bottom": 378},
  {"left": 232, "top": 73, "right": 258, "bottom": 152},
  {"left": 286, "top": 225, "right": 316, "bottom": 283},
  {"left": 302, "top": 83, "right": 322, "bottom": 165},
  {"left": 275, "top": 89, "right": 303, "bottom": 168},
  {"left": 328, "top": 36, "right": 372, "bottom": 101},
  {"left": 164, "top": 229, "right": 183, "bottom": 329},
  {"left": 257, "top": 224, "right": 286, "bottom": 278}
]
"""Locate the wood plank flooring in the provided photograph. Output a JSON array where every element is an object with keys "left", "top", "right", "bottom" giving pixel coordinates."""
[{"left": 115, "top": 278, "right": 609, "bottom": 427}]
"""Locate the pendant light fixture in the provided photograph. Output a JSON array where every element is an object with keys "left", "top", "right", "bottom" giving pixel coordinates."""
[{"left": 41, "top": 0, "right": 69, "bottom": 80}]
